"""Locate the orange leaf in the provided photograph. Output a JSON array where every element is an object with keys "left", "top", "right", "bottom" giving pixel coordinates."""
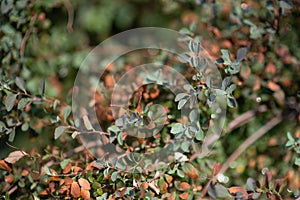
[
  {"left": 179, "top": 192, "right": 189, "bottom": 199},
  {"left": 4, "top": 150, "right": 27, "bottom": 164},
  {"left": 78, "top": 178, "right": 91, "bottom": 190},
  {"left": 64, "top": 177, "right": 73, "bottom": 186},
  {"left": 21, "top": 169, "right": 29, "bottom": 176},
  {"left": 81, "top": 188, "right": 90, "bottom": 199},
  {"left": 268, "top": 81, "right": 280, "bottom": 91},
  {"left": 5, "top": 175, "right": 14, "bottom": 183},
  {"left": 182, "top": 163, "right": 198, "bottom": 179},
  {"left": 0, "top": 160, "right": 12, "bottom": 172},
  {"left": 178, "top": 182, "right": 190, "bottom": 191},
  {"left": 266, "top": 62, "right": 276, "bottom": 75},
  {"left": 71, "top": 182, "right": 81, "bottom": 198},
  {"left": 63, "top": 163, "right": 72, "bottom": 174},
  {"left": 228, "top": 186, "right": 248, "bottom": 198}
]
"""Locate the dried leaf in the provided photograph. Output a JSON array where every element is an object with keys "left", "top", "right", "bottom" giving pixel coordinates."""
[
  {"left": 78, "top": 178, "right": 91, "bottom": 190},
  {"left": 4, "top": 150, "right": 27, "bottom": 164},
  {"left": 71, "top": 182, "right": 81, "bottom": 198}
]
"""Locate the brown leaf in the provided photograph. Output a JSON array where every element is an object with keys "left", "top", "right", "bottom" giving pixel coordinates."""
[
  {"left": 178, "top": 182, "right": 190, "bottom": 191},
  {"left": 182, "top": 163, "right": 198, "bottom": 179},
  {"left": 0, "top": 160, "right": 12, "bottom": 172},
  {"left": 179, "top": 192, "right": 189, "bottom": 199},
  {"left": 5, "top": 150, "right": 27, "bottom": 164},
  {"left": 228, "top": 186, "right": 248, "bottom": 199},
  {"left": 81, "top": 188, "right": 90, "bottom": 200},
  {"left": 78, "top": 178, "right": 91, "bottom": 190},
  {"left": 71, "top": 182, "right": 81, "bottom": 198}
]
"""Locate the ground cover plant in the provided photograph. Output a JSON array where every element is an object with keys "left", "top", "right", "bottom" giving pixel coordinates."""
[{"left": 0, "top": 0, "right": 299, "bottom": 199}]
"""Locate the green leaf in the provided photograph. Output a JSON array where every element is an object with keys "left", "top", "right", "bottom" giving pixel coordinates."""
[
  {"left": 0, "top": 121, "right": 7, "bottom": 132},
  {"left": 181, "top": 141, "right": 190, "bottom": 152},
  {"left": 54, "top": 126, "right": 67, "bottom": 139},
  {"left": 111, "top": 171, "right": 118, "bottom": 182},
  {"left": 294, "top": 157, "right": 300, "bottom": 166},
  {"left": 5, "top": 93, "right": 17, "bottom": 112},
  {"left": 208, "top": 183, "right": 230, "bottom": 199},
  {"left": 117, "top": 132, "right": 123, "bottom": 145},
  {"left": 221, "top": 49, "right": 231, "bottom": 65},
  {"left": 175, "top": 93, "right": 188, "bottom": 102},
  {"left": 17, "top": 98, "right": 31, "bottom": 110},
  {"left": 63, "top": 106, "right": 71, "bottom": 121},
  {"left": 171, "top": 123, "right": 185, "bottom": 134},
  {"left": 236, "top": 47, "right": 247, "bottom": 62},
  {"left": 195, "top": 129, "right": 204, "bottom": 141},
  {"left": 189, "top": 110, "right": 198, "bottom": 122},
  {"left": 176, "top": 169, "right": 185, "bottom": 178},
  {"left": 227, "top": 95, "right": 238, "bottom": 108},
  {"left": 246, "top": 178, "right": 256, "bottom": 191},
  {"left": 60, "top": 159, "right": 71, "bottom": 169},
  {"left": 178, "top": 99, "right": 187, "bottom": 110},
  {"left": 44, "top": 166, "right": 53, "bottom": 176},
  {"left": 108, "top": 125, "right": 120, "bottom": 133},
  {"left": 15, "top": 77, "right": 26, "bottom": 93}
]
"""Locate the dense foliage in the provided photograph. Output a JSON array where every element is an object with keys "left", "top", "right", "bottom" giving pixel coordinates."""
[{"left": 0, "top": 0, "right": 299, "bottom": 199}]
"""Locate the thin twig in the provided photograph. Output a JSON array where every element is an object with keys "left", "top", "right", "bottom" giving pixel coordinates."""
[
  {"left": 20, "top": 15, "right": 37, "bottom": 59},
  {"left": 219, "top": 115, "right": 282, "bottom": 175},
  {"left": 63, "top": 0, "right": 74, "bottom": 32}
]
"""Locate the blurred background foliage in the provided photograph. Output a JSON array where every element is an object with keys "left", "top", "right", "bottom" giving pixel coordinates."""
[{"left": 0, "top": 0, "right": 299, "bottom": 199}]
